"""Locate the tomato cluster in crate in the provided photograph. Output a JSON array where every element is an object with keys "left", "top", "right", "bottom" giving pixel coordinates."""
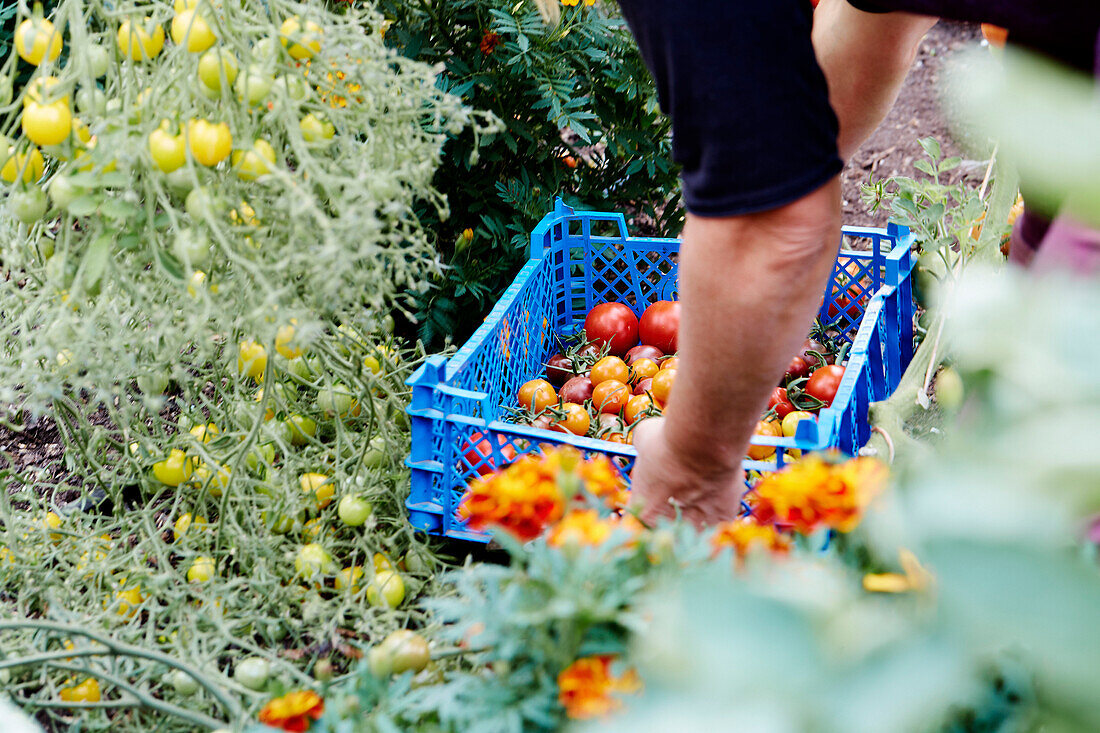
[{"left": 406, "top": 199, "right": 916, "bottom": 542}]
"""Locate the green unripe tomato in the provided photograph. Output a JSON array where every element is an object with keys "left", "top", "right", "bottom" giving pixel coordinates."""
[
  {"left": 173, "top": 227, "right": 212, "bottom": 268},
  {"left": 86, "top": 45, "right": 111, "bottom": 78},
  {"left": 185, "top": 186, "right": 220, "bottom": 221},
  {"left": 935, "top": 365, "right": 964, "bottom": 411},
  {"left": 234, "top": 657, "right": 270, "bottom": 691},
  {"left": 362, "top": 435, "right": 388, "bottom": 469},
  {"left": 366, "top": 569, "right": 405, "bottom": 608},
  {"left": 368, "top": 630, "right": 429, "bottom": 678},
  {"left": 9, "top": 187, "right": 47, "bottom": 224},
  {"left": 245, "top": 441, "right": 277, "bottom": 472},
  {"left": 313, "top": 658, "right": 335, "bottom": 682},
  {"left": 235, "top": 65, "right": 273, "bottom": 106},
  {"left": 48, "top": 174, "right": 83, "bottom": 211},
  {"left": 285, "top": 414, "right": 317, "bottom": 446},
  {"left": 286, "top": 356, "right": 314, "bottom": 381},
  {"left": 198, "top": 48, "right": 238, "bottom": 91},
  {"left": 136, "top": 370, "right": 171, "bottom": 395},
  {"left": 35, "top": 236, "right": 54, "bottom": 260},
  {"left": 337, "top": 495, "right": 372, "bottom": 527},
  {"left": 167, "top": 669, "right": 199, "bottom": 696},
  {"left": 76, "top": 86, "right": 107, "bottom": 116}
]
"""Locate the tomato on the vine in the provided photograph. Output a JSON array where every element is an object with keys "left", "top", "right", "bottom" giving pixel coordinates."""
[
  {"left": 232, "top": 138, "right": 276, "bottom": 180},
  {"left": 639, "top": 300, "right": 680, "bottom": 353},
  {"left": 118, "top": 17, "right": 165, "bottom": 61},
  {"left": 592, "top": 379, "right": 629, "bottom": 414},
  {"left": 148, "top": 122, "right": 187, "bottom": 173},
  {"left": 198, "top": 48, "right": 239, "bottom": 91},
  {"left": 559, "top": 375, "right": 594, "bottom": 404},
  {"left": 153, "top": 449, "right": 194, "bottom": 486},
  {"left": 170, "top": 9, "right": 216, "bottom": 52},
  {"left": 300, "top": 113, "right": 335, "bottom": 143},
  {"left": 805, "top": 365, "right": 845, "bottom": 407},
  {"left": 629, "top": 357, "right": 660, "bottom": 385},
  {"left": 186, "top": 119, "right": 232, "bottom": 166},
  {"left": 15, "top": 18, "right": 62, "bottom": 66},
  {"left": 59, "top": 678, "right": 101, "bottom": 703},
  {"left": 624, "top": 393, "right": 656, "bottom": 424},
  {"left": 649, "top": 368, "right": 676, "bottom": 405},
  {"left": 280, "top": 16, "right": 323, "bottom": 60},
  {"left": 367, "top": 569, "right": 405, "bottom": 608},
  {"left": 544, "top": 353, "right": 573, "bottom": 387},
  {"left": 550, "top": 403, "right": 590, "bottom": 436},
  {"left": 337, "top": 495, "right": 372, "bottom": 527},
  {"left": 767, "top": 387, "right": 795, "bottom": 419},
  {"left": 9, "top": 187, "right": 47, "bottom": 225},
  {"left": 584, "top": 302, "right": 638, "bottom": 357},
  {"left": 22, "top": 100, "right": 71, "bottom": 147},
  {"left": 589, "top": 356, "right": 629, "bottom": 386},
  {"left": 746, "top": 420, "right": 781, "bottom": 460},
  {"left": 660, "top": 356, "right": 679, "bottom": 371},
  {"left": 518, "top": 378, "right": 556, "bottom": 413},
  {"left": 234, "top": 658, "right": 270, "bottom": 691}
]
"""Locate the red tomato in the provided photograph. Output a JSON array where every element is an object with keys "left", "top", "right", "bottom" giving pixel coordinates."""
[
  {"left": 767, "top": 387, "right": 795, "bottom": 419},
  {"left": 584, "top": 303, "right": 639, "bottom": 357},
  {"left": 559, "top": 376, "right": 594, "bottom": 404},
  {"left": 826, "top": 286, "right": 864, "bottom": 322},
  {"left": 805, "top": 365, "right": 845, "bottom": 408},
  {"left": 462, "top": 432, "right": 516, "bottom": 476},
  {"left": 639, "top": 300, "right": 679, "bottom": 353},
  {"left": 784, "top": 355, "right": 810, "bottom": 383},
  {"left": 545, "top": 353, "right": 573, "bottom": 387},
  {"left": 551, "top": 403, "right": 590, "bottom": 436},
  {"left": 624, "top": 344, "right": 664, "bottom": 365},
  {"left": 633, "top": 377, "right": 653, "bottom": 396}
]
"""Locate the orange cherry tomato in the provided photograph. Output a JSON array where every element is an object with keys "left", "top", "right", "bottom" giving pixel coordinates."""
[
  {"left": 660, "top": 356, "right": 679, "bottom": 371},
  {"left": 592, "top": 379, "right": 630, "bottom": 415},
  {"left": 518, "top": 378, "right": 557, "bottom": 413},
  {"left": 629, "top": 358, "right": 660, "bottom": 385},
  {"left": 746, "top": 420, "right": 782, "bottom": 460},
  {"left": 649, "top": 368, "right": 676, "bottom": 405},
  {"left": 550, "top": 403, "right": 590, "bottom": 436},
  {"left": 589, "top": 356, "right": 630, "bottom": 386},
  {"left": 624, "top": 393, "right": 657, "bottom": 425}
]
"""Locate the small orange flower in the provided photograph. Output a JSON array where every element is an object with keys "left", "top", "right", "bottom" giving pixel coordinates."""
[
  {"left": 561, "top": 0, "right": 598, "bottom": 6},
  {"left": 479, "top": 31, "right": 502, "bottom": 55},
  {"left": 711, "top": 518, "right": 790, "bottom": 560},
  {"left": 558, "top": 655, "right": 641, "bottom": 720},
  {"left": 547, "top": 508, "right": 643, "bottom": 548},
  {"left": 750, "top": 454, "right": 886, "bottom": 534},
  {"left": 258, "top": 690, "right": 324, "bottom": 732}
]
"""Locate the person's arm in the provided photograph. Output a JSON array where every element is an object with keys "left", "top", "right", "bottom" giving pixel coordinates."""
[{"left": 631, "top": 181, "right": 840, "bottom": 527}]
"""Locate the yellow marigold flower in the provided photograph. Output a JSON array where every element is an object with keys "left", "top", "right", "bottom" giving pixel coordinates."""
[
  {"left": 711, "top": 518, "right": 790, "bottom": 560},
  {"left": 547, "top": 509, "right": 643, "bottom": 548},
  {"left": 258, "top": 690, "right": 324, "bottom": 732},
  {"left": 863, "top": 548, "right": 934, "bottom": 593},
  {"left": 558, "top": 655, "right": 641, "bottom": 720},
  {"left": 750, "top": 454, "right": 887, "bottom": 534}
]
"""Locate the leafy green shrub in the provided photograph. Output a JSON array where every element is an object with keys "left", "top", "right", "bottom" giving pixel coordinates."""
[{"left": 372, "top": 0, "right": 680, "bottom": 344}]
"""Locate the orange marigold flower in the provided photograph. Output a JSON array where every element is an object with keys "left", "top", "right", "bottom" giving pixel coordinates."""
[
  {"left": 479, "top": 31, "right": 502, "bottom": 55},
  {"left": 547, "top": 508, "right": 643, "bottom": 548},
  {"left": 558, "top": 655, "right": 641, "bottom": 720},
  {"left": 562, "top": 0, "right": 598, "bottom": 6},
  {"left": 258, "top": 690, "right": 324, "bottom": 732},
  {"left": 751, "top": 454, "right": 887, "bottom": 534},
  {"left": 711, "top": 517, "right": 790, "bottom": 559}
]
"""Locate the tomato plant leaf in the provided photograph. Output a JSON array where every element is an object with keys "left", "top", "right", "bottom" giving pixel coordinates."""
[
  {"left": 81, "top": 234, "right": 112, "bottom": 291},
  {"left": 155, "top": 249, "right": 185, "bottom": 281},
  {"left": 66, "top": 196, "right": 99, "bottom": 217}
]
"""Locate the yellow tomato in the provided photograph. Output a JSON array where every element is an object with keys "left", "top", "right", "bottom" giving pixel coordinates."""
[
  {"left": 114, "top": 584, "right": 146, "bottom": 618},
  {"left": 148, "top": 122, "right": 187, "bottom": 173},
  {"left": 275, "top": 321, "right": 302, "bottom": 359},
  {"left": 197, "top": 48, "right": 238, "bottom": 91},
  {"left": 285, "top": 414, "right": 317, "bottom": 446},
  {"left": 192, "top": 463, "right": 230, "bottom": 497},
  {"left": 187, "top": 270, "right": 208, "bottom": 296},
  {"left": 71, "top": 117, "right": 91, "bottom": 145},
  {"left": 173, "top": 513, "right": 208, "bottom": 541},
  {"left": 45, "top": 511, "right": 63, "bottom": 541},
  {"left": 186, "top": 118, "right": 232, "bottom": 166},
  {"left": 170, "top": 9, "right": 216, "bottom": 52},
  {"left": 231, "top": 138, "right": 276, "bottom": 181},
  {"left": 294, "top": 543, "right": 335, "bottom": 578},
  {"left": 23, "top": 76, "right": 63, "bottom": 107},
  {"left": 280, "top": 16, "right": 322, "bottom": 60},
  {"left": 334, "top": 565, "right": 365, "bottom": 593},
  {"left": 299, "top": 472, "right": 334, "bottom": 510},
  {"left": 781, "top": 410, "right": 815, "bottom": 438},
  {"left": 118, "top": 18, "right": 165, "bottom": 61},
  {"left": 366, "top": 569, "right": 405, "bottom": 608},
  {"left": 188, "top": 422, "right": 219, "bottom": 443},
  {"left": 15, "top": 18, "right": 63, "bottom": 66},
  {"left": 372, "top": 552, "right": 393, "bottom": 572},
  {"left": 300, "top": 113, "right": 335, "bottom": 143},
  {"left": 59, "top": 678, "right": 101, "bottom": 703},
  {"left": 22, "top": 100, "right": 71, "bottom": 146},
  {"left": 174, "top": 0, "right": 198, "bottom": 11},
  {"left": 229, "top": 200, "right": 259, "bottom": 227},
  {"left": 187, "top": 556, "right": 216, "bottom": 583},
  {"left": 152, "top": 449, "right": 194, "bottom": 486},
  {"left": 237, "top": 339, "right": 267, "bottom": 379}
]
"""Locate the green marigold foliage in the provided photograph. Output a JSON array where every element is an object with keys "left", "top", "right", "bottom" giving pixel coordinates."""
[{"left": 371, "top": 0, "right": 680, "bottom": 344}]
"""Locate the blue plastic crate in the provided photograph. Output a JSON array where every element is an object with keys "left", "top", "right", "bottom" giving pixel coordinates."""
[{"left": 406, "top": 199, "right": 916, "bottom": 542}]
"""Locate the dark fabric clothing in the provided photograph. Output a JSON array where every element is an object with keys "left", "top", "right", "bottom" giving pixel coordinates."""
[{"left": 618, "top": 0, "right": 1100, "bottom": 218}]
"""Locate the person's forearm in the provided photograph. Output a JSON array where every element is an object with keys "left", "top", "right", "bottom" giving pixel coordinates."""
[
  {"left": 813, "top": 1, "right": 937, "bottom": 160},
  {"left": 661, "top": 181, "right": 842, "bottom": 470}
]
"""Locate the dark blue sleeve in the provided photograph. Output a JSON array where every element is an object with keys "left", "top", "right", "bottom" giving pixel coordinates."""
[{"left": 619, "top": 0, "right": 842, "bottom": 217}]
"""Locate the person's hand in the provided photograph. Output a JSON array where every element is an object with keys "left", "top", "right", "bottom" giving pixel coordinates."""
[{"left": 629, "top": 417, "right": 745, "bottom": 528}]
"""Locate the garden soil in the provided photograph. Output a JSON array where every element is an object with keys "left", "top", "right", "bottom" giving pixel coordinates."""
[{"left": 2, "top": 20, "right": 984, "bottom": 504}]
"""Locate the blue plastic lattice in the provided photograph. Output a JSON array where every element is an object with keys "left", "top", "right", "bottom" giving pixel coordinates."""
[{"left": 406, "top": 199, "right": 916, "bottom": 542}]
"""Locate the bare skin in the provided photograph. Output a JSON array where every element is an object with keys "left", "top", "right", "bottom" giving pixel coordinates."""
[{"left": 631, "top": 4, "right": 939, "bottom": 527}]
